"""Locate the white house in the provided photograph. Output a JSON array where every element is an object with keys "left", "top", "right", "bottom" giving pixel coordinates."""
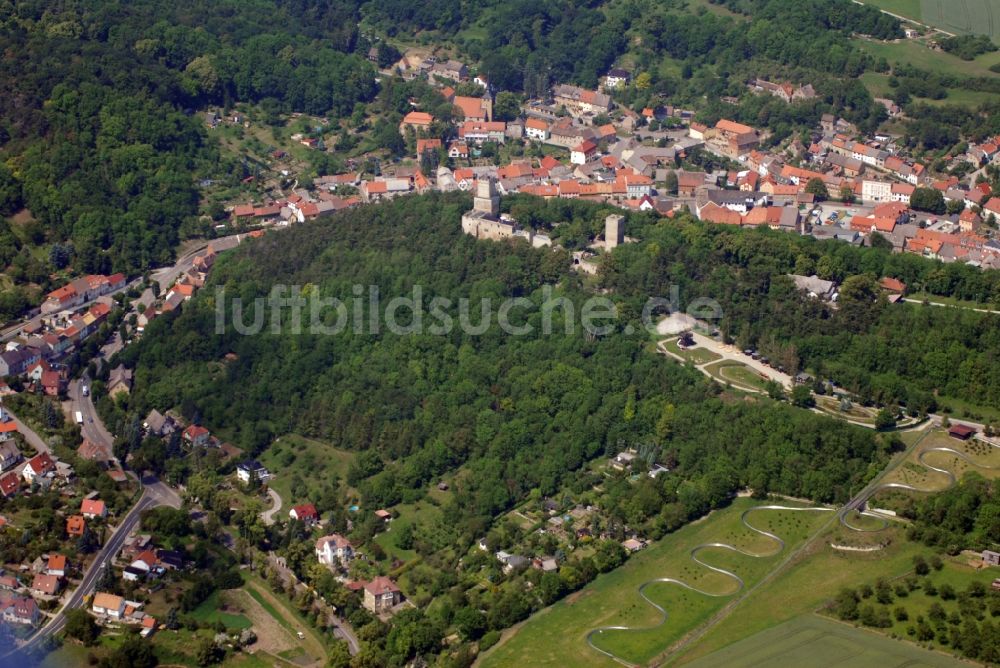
[
  {"left": 524, "top": 118, "right": 550, "bottom": 142},
  {"left": 605, "top": 68, "right": 631, "bottom": 88},
  {"left": 236, "top": 460, "right": 269, "bottom": 484},
  {"left": 315, "top": 534, "right": 354, "bottom": 567},
  {"left": 92, "top": 592, "right": 126, "bottom": 619},
  {"left": 861, "top": 179, "right": 892, "bottom": 203},
  {"left": 570, "top": 140, "right": 597, "bottom": 165}
]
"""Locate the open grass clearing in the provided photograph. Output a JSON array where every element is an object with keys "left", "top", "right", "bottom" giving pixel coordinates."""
[
  {"left": 259, "top": 434, "right": 356, "bottom": 507},
  {"left": 479, "top": 498, "right": 831, "bottom": 668},
  {"left": 189, "top": 588, "right": 253, "bottom": 629},
  {"left": 661, "top": 338, "right": 722, "bottom": 365},
  {"left": 703, "top": 360, "right": 770, "bottom": 392},
  {"left": 682, "top": 613, "right": 968, "bottom": 667}
]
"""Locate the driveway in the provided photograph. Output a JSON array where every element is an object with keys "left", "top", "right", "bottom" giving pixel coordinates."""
[{"left": 261, "top": 489, "right": 283, "bottom": 525}]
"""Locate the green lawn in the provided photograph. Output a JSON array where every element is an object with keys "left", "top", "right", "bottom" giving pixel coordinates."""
[
  {"left": 906, "top": 291, "right": 999, "bottom": 310},
  {"left": 259, "top": 433, "right": 357, "bottom": 505},
  {"left": 682, "top": 613, "right": 968, "bottom": 668},
  {"left": 662, "top": 338, "right": 722, "bottom": 365},
  {"left": 188, "top": 589, "right": 253, "bottom": 629},
  {"left": 703, "top": 360, "right": 770, "bottom": 392},
  {"left": 242, "top": 573, "right": 328, "bottom": 663},
  {"left": 480, "top": 499, "right": 833, "bottom": 668}
]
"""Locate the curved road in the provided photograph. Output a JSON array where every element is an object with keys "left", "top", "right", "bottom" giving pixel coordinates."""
[{"left": 261, "top": 489, "right": 283, "bottom": 525}]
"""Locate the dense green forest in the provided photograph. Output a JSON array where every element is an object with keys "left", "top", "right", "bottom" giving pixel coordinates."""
[
  {"left": 903, "top": 474, "right": 1000, "bottom": 553},
  {"left": 111, "top": 193, "right": 896, "bottom": 664},
  {"left": 598, "top": 210, "right": 1000, "bottom": 414},
  {"left": 0, "top": 0, "right": 377, "bottom": 304}
]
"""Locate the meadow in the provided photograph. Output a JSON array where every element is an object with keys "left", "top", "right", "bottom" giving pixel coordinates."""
[
  {"left": 681, "top": 613, "right": 968, "bottom": 667},
  {"left": 479, "top": 499, "right": 833, "bottom": 668}
]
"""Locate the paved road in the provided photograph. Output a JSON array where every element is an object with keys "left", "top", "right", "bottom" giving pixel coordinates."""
[
  {"left": 659, "top": 332, "right": 793, "bottom": 389},
  {"left": 0, "top": 279, "right": 142, "bottom": 344},
  {"left": 150, "top": 233, "right": 244, "bottom": 292},
  {"left": 265, "top": 552, "right": 360, "bottom": 655},
  {"left": 4, "top": 408, "right": 50, "bottom": 455},
  {"left": 6, "top": 474, "right": 180, "bottom": 660},
  {"left": 67, "top": 377, "right": 115, "bottom": 461},
  {"left": 262, "top": 489, "right": 283, "bottom": 525}
]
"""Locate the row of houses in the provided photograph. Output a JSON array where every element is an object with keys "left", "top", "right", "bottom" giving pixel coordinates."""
[{"left": 41, "top": 274, "right": 126, "bottom": 314}]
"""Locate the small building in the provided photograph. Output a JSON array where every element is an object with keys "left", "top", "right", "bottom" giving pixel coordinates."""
[
  {"left": 1, "top": 597, "right": 40, "bottom": 626},
  {"left": 31, "top": 573, "right": 61, "bottom": 597},
  {"left": 609, "top": 451, "right": 636, "bottom": 471},
  {"left": 316, "top": 534, "right": 354, "bottom": 567},
  {"left": 363, "top": 576, "right": 403, "bottom": 613},
  {"left": 46, "top": 554, "right": 67, "bottom": 577},
  {"left": 66, "top": 515, "right": 86, "bottom": 537},
  {"left": 182, "top": 425, "right": 211, "bottom": 447},
  {"left": 22, "top": 452, "right": 55, "bottom": 483},
  {"left": 289, "top": 503, "right": 319, "bottom": 524},
  {"left": 236, "top": 460, "right": 269, "bottom": 484},
  {"left": 81, "top": 498, "right": 107, "bottom": 519},
  {"left": 948, "top": 424, "right": 976, "bottom": 440},
  {"left": 92, "top": 592, "right": 126, "bottom": 619},
  {"left": 983, "top": 550, "right": 1000, "bottom": 567},
  {"left": 107, "top": 365, "right": 133, "bottom": 398},
  {"left": 0, "top": 441, "right": 20, "bottom": 471}
]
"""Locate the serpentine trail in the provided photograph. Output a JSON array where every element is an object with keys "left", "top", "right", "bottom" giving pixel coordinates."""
[
  {"left": 840, "top": 438, "right": 1000, "bottom": 531},
  {"left": 586, "top": 434, "right": 1000, "bottom": 666},
  {"left": 585, "top": 505, "right": 834, "bottom": 665}
]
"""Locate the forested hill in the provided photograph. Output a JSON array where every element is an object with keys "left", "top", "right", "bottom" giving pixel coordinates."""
[
  {"left": 117, "top": 194, "right": 886, "bottom": 523},
  {"left": 0, "top": 1, "right": 377, "bottom": 292}
]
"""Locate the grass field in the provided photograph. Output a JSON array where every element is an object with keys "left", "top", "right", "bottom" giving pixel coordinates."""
[
  {"left": 682, "top": 614, "right": 968, "bottom": 667},
  {"left": 703, "top": 360, "right": 770, "bottom": 392},
  {"left": 854, "top": 37, "right": 1000, "bottom": 79},
  {"left": 479, "top": 499, "right": 833, "bottom": 668},
  {"left": 673, "top": 521, "right": 932, "bottom": 665},
  {"left": 189, "top": 589, "right": 253, "bottom": 629},
  {"left": 662, "top": 338, "right": 722, "bottom": 365},
  {"left": 862, "top": 0, "right": 924, "bottom": 20},
  {"left": 814, "top": 396, "right": 878, "bottom": 425},
  {"left": 259, "top": 434, "right": 356, "bottom": 505}
]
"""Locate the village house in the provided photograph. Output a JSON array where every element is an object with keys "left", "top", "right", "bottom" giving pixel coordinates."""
[
  {"left": 289, "top": 503, "right": 320, "bottom": 525},
  {"left": 46, "top": 554, "right": 67, "bottom": 578},
  {"left": 0, "top": 348, "right": 41, "bottom": 377},
  {"left": 66, "top": 515, "right": 86, "bottom": 537},
  {"left": 363, "top": 576, "right": 403, "bottom": 613},
  {"left": 182, "top": 425, "right": 211, "bottom": 448},
  {"left": 399, "top": 111, "right": 434, "bottom": 136},
  {"left": 430, "top": 59, "right": 468, "bottom": 81},
  {"left": 316, "top": 534, "right": 354, "bottom": 567},
  {"left": 1, "top": 596, "right": 40, "bottom": 626},
  {"left": 143, "top": 410, "right": 176, "bottom": 437},
  {"left": 453, "top": 95, "right": 492, "bottom": 122},
  {"left": 750, "top": 78, "right": 816, "bottom": 103},
  {"left": 0, "top": 441, "right": 20, "bottom": 471},
  {"left": 459, "top": 121, "right": 506, "bottom": 145},
  {"left": 22, "top": 452, "right": 55, "bottom": 483},
  {"left": 0, "top": 471, "right": 19, "bottom": 497},
  {"left": 236, "top": 460, "right": 269, "bottom": 484},
  {"left": 570, "top": 140, "right": 598, "bottom": 165},
  {"left": 705, "top": 119, "right": 760, "bottom": 159},
  {"left": 81, "top": 498, "right": 107, "bottom": 519},
  {"left": 107, "top": 365, "right": 133, "bottom": 398},
  {"left": 525, "top": 117, "right": 550, "bottom": 141},
  {"left": 92, "top": 591, "right": 126, "bottom": 619},
  {"left": 31, "top": 573, "right": 61, "bottom": 598},
  {"left": 605, "top": 68, "right": 631, "bottom": 88},
  {"left": 983, "top": 550, "right": 1000, "bottom": 566},
  {"left": 552, "top": 84, "right": 612, "bottom": 115}
]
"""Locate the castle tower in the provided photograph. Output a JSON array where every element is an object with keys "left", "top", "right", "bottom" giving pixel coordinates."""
[
  {"left": 605, "top": 214, "right": 624, "bottom": 249},
  {"left": 474, "top": 178, "right": 500, "bottom": 217}
]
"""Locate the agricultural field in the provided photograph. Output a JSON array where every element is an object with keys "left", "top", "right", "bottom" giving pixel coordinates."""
[
  {"left": 479, "top": 499, "right": 834, "bottom": 668},
  {"left": 681, "top": 613, "right": 969, "bottom": 668},
  {"left": 864, "top": 0, "right": 1000, "bottom": 42}
]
